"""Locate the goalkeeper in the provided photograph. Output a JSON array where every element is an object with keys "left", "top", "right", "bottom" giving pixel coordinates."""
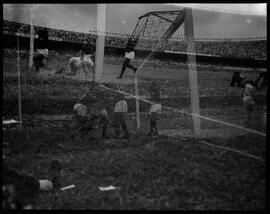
[{"left": 116, "top": 37, "right": 138, "bottom": 79}]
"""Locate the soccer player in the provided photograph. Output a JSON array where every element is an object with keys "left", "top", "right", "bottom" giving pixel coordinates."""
[
  {"left": 116, "top": 37, "right": 138, "bottom": 79},
  {"left": 242, "top": 79, "right": 256, "bottom": 126},
  {"left": 230, "top": 71, "right": 245, "bottom": 88},
  {"left": 79, "top": 40, "right": 95, "bottom": 60},
  {"left": 147, "top": 81, "right": 162, "bottom": 136},
  {"left": 99, "top": 107, "right": 109, "bottom": 139},
  {"left": 3, "top": 164, "right": 59, "bottom": 209},
  {"left": 113, "top": 96, "right": 129, "bottom": 138},
  {"left": 33, "top": 49, "right": 49, "bottom": 72},
  {"left": 254, "top": 71, "right": 267, "bottom": 90},
  {"left": 36, "top": 27, "right": 48, "bottom": 50},
  {"left": 148, "top": 81, "right": 160, "bottom": 101},
  {"left": 71, "top": 103, "right": 98, "bottom": 141}
]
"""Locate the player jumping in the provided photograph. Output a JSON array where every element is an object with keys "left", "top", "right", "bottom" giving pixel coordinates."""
[{"left": 116, "top": 37, "right": 138, "bottom": 79}]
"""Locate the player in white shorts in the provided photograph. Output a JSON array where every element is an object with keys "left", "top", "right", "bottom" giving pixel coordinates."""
[
  {"left": 147, "top": 81, "right": 161, "bottom": 136},
  {"left": 113, "top": 96, "right": 129, "bottom": 138},
  {"left": 116, "top": 38, "right": 138, "bottom": 79},
  {"left": 242, "top": 79, "right": 256, "bottom": 126}
]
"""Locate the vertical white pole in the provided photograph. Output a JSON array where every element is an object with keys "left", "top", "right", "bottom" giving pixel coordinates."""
[
  {"left": 135, "top": 74, "right": 140, "bottom": 130},
  {"left": 29, "top": 6, "right": 35, "bottom": 69},
  {"left": 95, "top": 4, "right": 106, "bottom": 82},
  {"left": 17, "top": 35, "right": 22, "bottom": 130},
  {"left": 184, "top": 8, "right": 201, "bottom": 137}
]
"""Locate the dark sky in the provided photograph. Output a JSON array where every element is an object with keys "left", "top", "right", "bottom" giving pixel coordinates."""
[{"left": 3, "top": 4, "right": 267, "bottom": 38}]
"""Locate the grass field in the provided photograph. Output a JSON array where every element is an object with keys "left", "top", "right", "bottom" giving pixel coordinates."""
[{"left": 3, "top": 53, "right": 267, "bottom": 210}]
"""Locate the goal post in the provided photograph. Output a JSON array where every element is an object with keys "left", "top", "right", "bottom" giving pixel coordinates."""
[
  {"left": 17, "top": 36, "right": 22, "bottom": 130},
  {"left": 134, "top": 74, "right": 140, "bottom": 129},
  {"left": 95, "top": 4, "right": 106, "bottom": 82},
  {"left": 184, "top": 8, "right": 201, "bottom": 137},
  {"left": 29, "top": 7, "right": 35, "bottom": 69}
]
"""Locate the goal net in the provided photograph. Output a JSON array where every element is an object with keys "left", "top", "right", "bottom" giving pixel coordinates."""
[{"left": 130, "top": 10, "right": 185, "bottom": 55}]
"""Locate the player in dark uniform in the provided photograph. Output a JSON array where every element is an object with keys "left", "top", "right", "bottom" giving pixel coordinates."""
[
  {"left": 254, "top": 71, "right": 267, "bottom": 89},
  {"left": 33, "top": 27, "right": 49, "bottom": 72},
  {"left": 116, "top": 37, "right": 138, "bottom": 79},
  {"left": 33, "top": 49, "right": 48, "bottom": 72},
  {"left": 3, "top": 161, "right": 61, "bottom": 209},
  {"left": 79, "top": 40, "right": 95, "bottom": 62},
  {"left": 36, "top": 27, "right": 48, "bottom": 50},
  {"left": 230, "top": 71, "right": 246, "bottom": 88}
]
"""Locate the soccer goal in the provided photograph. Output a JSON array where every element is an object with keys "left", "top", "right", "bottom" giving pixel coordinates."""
[{"left": 128, "top": 8, "right": 201, "bottom": 137}]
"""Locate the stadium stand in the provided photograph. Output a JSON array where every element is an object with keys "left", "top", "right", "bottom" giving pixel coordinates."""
[{"left": 3, "top": 19, "right": 267, "bottom": 60}]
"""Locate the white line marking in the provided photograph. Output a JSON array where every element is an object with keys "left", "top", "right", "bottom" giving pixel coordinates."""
[{"left": 199, "top": 140, "right": 264, "bottom": 162}]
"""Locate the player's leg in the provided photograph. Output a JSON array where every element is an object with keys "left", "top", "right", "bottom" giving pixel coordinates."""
[
  {"left": 84, "top": 62, "right": 91, "bottom": 80},
  {"left": 152, "top": 113, "right": 158, "bottom": 136},
  {"left": 245, "top": 108, "right": 253, "bottom": 126},
  {"left": 261, "top": 78, "right": 267, "bottom": 89},
  {"left": 78, "top": 116, "right": 89, "bottom": 142},
  {"left": 34, "top": 61, "right": 39, "bottom": 72},
  {"left": 36, "top": 59, "right": 42, "bottom": 72},
  {"left": 88, "top": 62, "right": 95, "bottom": 82},
  {"left": 70, "top": 114, "right": 80, "bottom": 141},
  {"left": 72, "top": 63, "right": 79, "bottom": 75},
  {"left": 117, "top": 58, "right": 130, "bottom": 79},
  {"left": 120, "top": 113, "right": 129, "bottom": 138},
  {"left": 102, "top": 121, "right": 108, "bottom": 139},
  {"left": 114, "top": 113, "right": 120, "bottom": 137},
  {"left": 91, "top": 64, "right": 95, "bottom": 82},
  {"left": 81, "top": 57, "right": 92, "bottom": 80},
  {"left": 126, "top": 59, "right": 137, "bottom": 73},
  {"left": 39, "top": 59, "right": 45, "bottom": 71},
  {"left": 33, "top": 55, "right": 39, "bottom": 72},
  {"left": 148, "top": 113, "right": 156, "bottom": 136},
  {"left": 243, "top": 97, "right": 254, "bottom": 126},
  {"left": 148, "top": 114, "right": 153, "bottom": 136},
  {"left": 101, "top": 115, "right": 109, "bottom": 139}
]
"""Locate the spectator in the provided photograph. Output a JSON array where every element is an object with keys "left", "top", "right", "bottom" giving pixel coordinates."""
[{"left": 3, "top": 20, "right": 267, "bottom": 60}]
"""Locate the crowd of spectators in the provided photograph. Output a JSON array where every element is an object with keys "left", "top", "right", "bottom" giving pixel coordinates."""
[{"left": 3, "top": 19, "right": 267, "bottom": 59}]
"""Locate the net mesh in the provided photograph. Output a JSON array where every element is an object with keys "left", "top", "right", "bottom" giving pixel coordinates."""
[{"left": 130, "top": 10, "right": 185, "bottom": 52}]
